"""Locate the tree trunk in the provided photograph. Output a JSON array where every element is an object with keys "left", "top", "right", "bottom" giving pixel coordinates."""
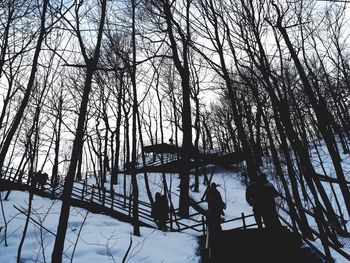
[
  {"left": 275, "top": 17, "right": 350, "bottom": 218},
  {"left": 0, "top": 0, "right": 49, "bottom": 173},
  {"left": 130, "top": 0, "right": 140, "bottom": 236},
  {"left": 51, "top": 0, "right": 107, "bottom": 261}
]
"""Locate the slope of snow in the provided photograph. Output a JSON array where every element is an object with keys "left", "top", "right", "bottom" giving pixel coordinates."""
[
  {"left": 2, "top": 136, "right": 350, "bottom": 262},
  {"left": 0, "top": 190, "right": 200, "bottom": 263},
  {"left": 0, "top": 165, "right": 251, "bottom": 262}
]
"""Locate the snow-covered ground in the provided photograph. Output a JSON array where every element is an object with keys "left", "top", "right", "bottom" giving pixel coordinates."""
[
  {"left": 0, "top": 190, "right": 200, "bottom": 263},
  {"left": 1, "top": 137, "right": 350, "bottom": 262},
  {"left": 0, "top": 164, "right": 253, "bottom": 263}
]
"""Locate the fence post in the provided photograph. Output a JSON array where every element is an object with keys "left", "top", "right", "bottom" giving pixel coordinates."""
[
  {"left": 18, "top": 171, "right": 24, "bottom": 184},
  {"left": 102, "top": 187, "right": 106, "bottom": 206},
  {"left": 202, "top": 216, "right": 206, "bottom": 236},
  {"left": 128, "top": 194, "right": 132, "bottom": 216},
  {"left": 9, "top": 167, "right": 14, "bottom": 181},
  {"left": 111, "top": 189, "right": 114, "bottom": 209},
  {"left": 90, "top": 185, "right": 95, "bottom": 202},
  {"left": 169, "top": 204, "right": 174, "bottom": 231},
  {"left": 26, "top": 172, "right": 31, "bottom": 186},
  {"left": 242, "top": 212, "right": 246, "bottom": 229},
  {"left": 81, "top": 181, "right": 86, "bottom": 201}
]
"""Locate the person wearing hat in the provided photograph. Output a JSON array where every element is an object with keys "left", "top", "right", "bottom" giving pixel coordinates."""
[{"left": 206, "top": 182, "right": 226, "bottom": 232}]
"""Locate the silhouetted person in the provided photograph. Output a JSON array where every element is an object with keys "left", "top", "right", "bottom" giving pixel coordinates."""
[
  {"left": 32, "top": 171, "right": 48, "bottom": 190},
  {"left": 257, "top": 174, "right": 281, "bottom": 229},
  {"left": 41, "top": 172, "right": 48, "bottom": 188},
  {"left": 246, "top": 179, "right": 263, "bottom": 228},
  {"left": 206, "top": 182, "right": 226, "bottom": 232},
  {"left": 152, "top": 192, "right": 169, "bottom": 231}
]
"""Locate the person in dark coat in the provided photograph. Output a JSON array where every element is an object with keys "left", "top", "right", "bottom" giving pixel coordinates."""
[
  {"left": 257, "top": 174, "right": 282, "bottom": 229},
  {"left": 152, "top": 192, "right": 169, "bottom": 231},
  {"left": 246, "top": 179, "right": 263, "bottom": 228},
  {"left": 206, "top": 182, "right": 226, "bottom": 232},
  {"left": 246, "top": 173, "right": 281, "bottom": 229},
  {"left": 32, "top": 171, "right": 48, "bottom": 190}
]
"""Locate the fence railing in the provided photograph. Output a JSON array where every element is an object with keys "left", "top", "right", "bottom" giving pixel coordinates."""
[{"left": 277, "top": 195, "right": 350, "bottom": 262}]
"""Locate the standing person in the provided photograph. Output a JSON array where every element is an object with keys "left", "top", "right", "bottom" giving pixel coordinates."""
[
  {"left": 152, "top": 192, "right": 169, "bottom": 231},
  {"left": 258, "top": 174, "right": 282, "bottom": 229},
  {"left": 32, "top": 171, "right": 42, "bottom": 189},
  {"left": 206, "top": 182, "right": 226, "bottom": 232},
  {"left": 40, "top": 172, "right": 48, "bottom": 189},
  {"left": 246, "top": 179, "right": 263, "bottom": 228}
]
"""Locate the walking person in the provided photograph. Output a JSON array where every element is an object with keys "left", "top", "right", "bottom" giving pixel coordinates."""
[
  {"left": 206, "top": 182, "right": 226, "bottom": 232},
  {"left": 246, "top": 173, "right": 281, "bottom": 229},
  {"left": 246, "top": 179, "right": 263, "bottom": 228},
  {"left": 32, "top": 170, "right": 48, "bottom": 189},
  {"left": 257, "top": 174, "right": 282, "bottom": 229},
  {"left": 152, "top": 192, "right": 169, "bottom": 231}
]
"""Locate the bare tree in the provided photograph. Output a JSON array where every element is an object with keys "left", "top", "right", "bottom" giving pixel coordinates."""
[
  {"left": 52, "top": 0, "right": 108, "bottom": 261},
  {"left": 0, "top": 0, "right": 49, "bottom": 174},
  {"left": 146, "top": 0, "right": 194, "bottom": 216}
]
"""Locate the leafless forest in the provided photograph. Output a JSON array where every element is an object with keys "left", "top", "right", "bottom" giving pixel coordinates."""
[{"left": 1, "top": 0, "right": 350, "bottom": 262}]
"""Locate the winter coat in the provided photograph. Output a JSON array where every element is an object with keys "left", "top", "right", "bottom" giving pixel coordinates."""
[
  {"left": 246, "top": 181, "right": 279, "bottom": 211},
  {"left": 206, "top": 188, "right": 225, "bottom": 216},
  {"left": 152, "top": 195, "right": 169, "bottom": 222}
]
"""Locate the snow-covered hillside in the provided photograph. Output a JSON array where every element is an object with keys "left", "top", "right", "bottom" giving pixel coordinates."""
[
  {"left": 2, "top": 139, "right": 350, "bottom": 262},
  {"left": 0, "top": 190, "right": 200, "bottom": 263}
]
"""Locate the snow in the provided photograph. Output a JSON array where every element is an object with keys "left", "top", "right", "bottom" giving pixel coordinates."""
[
  {"left": 2, "top": 137, "right": 350, "bottom": 262},
  {"left": 0, "top": 165, "right": 251, "bottom": 262},
  {"left": 0, "top": 191, "right": 200, "bottom": 262}
]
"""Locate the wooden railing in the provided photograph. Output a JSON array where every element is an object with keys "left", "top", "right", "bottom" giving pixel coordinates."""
[
  {"left": 203, "top": 212, "right": 258, "bottom": 262},
  {"left": 1, "top": 166, "right": 218, "bottom": 232},
  {"left": 7, "top": 165, "right": 348, "bottom": 262},
  {"left": 277, "top": 196, "right": 350, "bottom": 262}
]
